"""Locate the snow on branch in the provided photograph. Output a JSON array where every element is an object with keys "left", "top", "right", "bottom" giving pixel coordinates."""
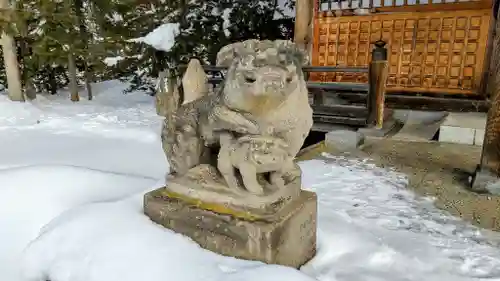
[
  {"left": 128, "top": 22, "right": 180, "bottom": 52},
  {"left": 274, "top": 0, "right": 295, "bottom": 19}
]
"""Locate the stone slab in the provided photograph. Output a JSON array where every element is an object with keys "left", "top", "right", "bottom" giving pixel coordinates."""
[
  {"left": 439, "top": 125, "right": 475, "bottom": 145},
  {"left": 391, "top": 110, "right": 448, "bottom": 142},
  {"left": 144, "top": 188, "right": 317, "bottom": 268},
  {"left": 474, "top": 129, "right": 485, "bottom": 146},
  {"left": 441, "top": 112, "right": 486, "bottom": 129},
  {"left": 391, "top": 124, "right": 439, "bottom": 142},
  {"left": 438, "top": 112, "right": 487, "bottom": 146},
  {"left": 312, "top": 123, "right": 356, "bottom": 133},
  {"left": 325, "top": 129, "right": 364, "bottom": 151},
  {"left": 358, "top": 117, "right": 402, "bottom": 139},
  {"left": 392, "top": 110, "right": 448, "bottom": 125},
  {"left": 357, "top": 127, "right": 385, "bottom": 138}
]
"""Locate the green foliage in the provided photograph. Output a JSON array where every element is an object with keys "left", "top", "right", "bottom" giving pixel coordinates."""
[
  {"left": 0, "top": 0, "right": 295, "bottom": 95},
  {"left": 104, "top": 0, "right": 295, "bottom": 94},
  {"left": 3, "top": 0, "right": 79, "bottom": 92}
]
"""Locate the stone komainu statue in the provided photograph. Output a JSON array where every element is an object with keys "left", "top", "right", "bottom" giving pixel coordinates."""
[
  {"left": 161, "top": 39, "right": 313, "bottom": 198},
  {"left": 146, "top": 40, "right": 318, "bottom": 270}
]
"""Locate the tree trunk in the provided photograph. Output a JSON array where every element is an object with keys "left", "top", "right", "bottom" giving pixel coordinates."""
[
  {"left": 0, "top": 0, "right": 24, "bottom": 102},
  {"left": 85, "top": 70, "right": 93, "bottom": 100},
  {"left": 48, "top": 66, "right": 58, "bottom": 95},
  {"left": 24, "top": 79, "right": 36, "bottom": 100},
  {"left": 20, "top": 38, "right": 36, "bottom": 100},
  {"left": 68, "top": 50, "right": 79, "bottom": 102},
  {"left": 471, "top": 4, "right": 500, "bottom": 193},
  {"left": 294, "top": 0, "right": 313, "bottom": 52},
  {"left": 486, "top": 6, "right": 500, "bottom": 100},
  {"left": 74, "top": 0, "right": 92, "bottom": 100},
  {"left": 89, "top": 2, "right": 103, "bottom": 36}
]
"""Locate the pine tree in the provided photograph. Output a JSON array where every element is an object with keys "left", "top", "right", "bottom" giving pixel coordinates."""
[
  {"left": 98, "top": 0, "right": 177, "bottom": 93},
  {"left": 14, "top": 0, "right": 78, "bottom": 95},
  {"left": 0, "top": 0, "right": 24, "bottom": 101},
  {"left": 0, "top": 0, "right": 295, "bottom": 98},
  {"left": 13, "top": 0, "right": 111, "bottom": 97},
  {"left": 103, "top": 0, "right": 294, "bottom": 94}
]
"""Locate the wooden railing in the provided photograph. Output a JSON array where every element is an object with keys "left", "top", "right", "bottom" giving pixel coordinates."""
[{"left": 175, "top": 42, "right": 389, "bottom": 130}]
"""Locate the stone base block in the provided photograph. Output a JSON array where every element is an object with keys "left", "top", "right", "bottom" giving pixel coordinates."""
[
  {"left": 144, "top": 188, "right": 317, "bottom": 268},
  {"left": 325, "top": 129, "right": 364, "bottom": 151},
  {"left": 164, "top": 164, "right": 301, "bottom": 216}
]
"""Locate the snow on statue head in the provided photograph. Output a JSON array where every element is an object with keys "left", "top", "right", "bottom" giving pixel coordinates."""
[
  {"left": 216, "top": 40, "right": 310, "bottom": 115},
  {"left": 216, "top": 39, "right": 309, "bottom": 67}
]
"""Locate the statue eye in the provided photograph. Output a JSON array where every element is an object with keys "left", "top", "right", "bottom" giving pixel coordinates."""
[
  {"left": 243, "top": 72, "right": 256, "bottom": 83},
  {"left": 245, "top": 77, "right": 256, "bottom": 83}
]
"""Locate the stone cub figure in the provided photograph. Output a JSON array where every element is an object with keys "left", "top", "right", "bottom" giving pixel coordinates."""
[{"left": 217, "top": 133, "right": 296, "bottom": 195}]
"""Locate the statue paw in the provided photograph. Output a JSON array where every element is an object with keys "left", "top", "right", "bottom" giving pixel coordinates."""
[
  {"left": 244, "top": 182, "right": 265, "bottom": 195},
  {"left": 270, "top": 172, "right": 286, "bottom": 189}
]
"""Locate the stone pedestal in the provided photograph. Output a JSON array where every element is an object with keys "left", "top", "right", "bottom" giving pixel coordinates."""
[{"left": 144, "top": 188, "right": 317, "bottom": 268}]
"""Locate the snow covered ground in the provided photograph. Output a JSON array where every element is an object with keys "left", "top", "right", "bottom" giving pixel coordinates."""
[{"left": 1, "top": 80, "right": 500, "bottom": 281}]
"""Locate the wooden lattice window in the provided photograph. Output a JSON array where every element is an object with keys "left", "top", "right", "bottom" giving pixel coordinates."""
[
  {"left": 316, "top": 0, "right": 490, "bottom": 12},
  {"left": 311, "top": 10, "right": 492, "bottom": 94}
]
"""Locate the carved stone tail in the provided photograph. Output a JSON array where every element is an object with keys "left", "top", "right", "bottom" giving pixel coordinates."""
[
  {"left": 157, "top": 71, "right": 181, "bottom": 136},
  {"left": 182, "top": 59, "right": 209, "bottom": 104}
]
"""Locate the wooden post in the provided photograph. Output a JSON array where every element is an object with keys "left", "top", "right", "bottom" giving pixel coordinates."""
[
  {"left": 485, "top": 1, "right": 500, "bottom": 100},
  {"left": 471, "top": 6, "right": 500, "bottom": 193},
  {"left": 471, "top": 86, "right": 500, "bottom": 192},
  {"left": 367, "top": 40, "right": 388, "bottom": 129},
  {"left": 294, "top": 0, "right": 313, "bottom": 51}
]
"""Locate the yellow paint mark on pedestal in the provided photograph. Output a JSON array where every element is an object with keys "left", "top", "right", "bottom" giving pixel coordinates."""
[{"left": 159, "top": 189, "right": 262, "bottom": 222}]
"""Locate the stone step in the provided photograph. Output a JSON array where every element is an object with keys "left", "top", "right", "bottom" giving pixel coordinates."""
[
  {"left": 438, "top": 112, "right": 486, "bottom": 146},
  {"left": 390, "top": 110, "right": 448, "bottom": 142}
]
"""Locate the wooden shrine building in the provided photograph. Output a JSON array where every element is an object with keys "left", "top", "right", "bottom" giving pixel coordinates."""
[
  {"left": 295, "top": 0, "right": 498, "bottom": 112},
  {"left": 294, "top": 0, "right": 500, "bottom": 194}
]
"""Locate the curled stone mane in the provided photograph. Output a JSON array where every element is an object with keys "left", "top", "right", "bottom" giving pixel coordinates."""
[
  {"left": 216, "top": 40, "right": 310, "bottom": 116},
  {"left": 216, "top": 39, "right": 309, "bottom": 68}
]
